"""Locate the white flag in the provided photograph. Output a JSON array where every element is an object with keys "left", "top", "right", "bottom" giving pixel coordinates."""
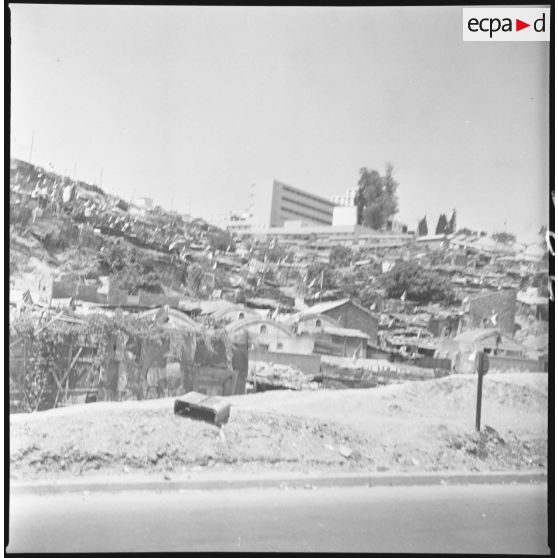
[
  {"left": 352, "top": 345, "right": 361, "bottom": 361},
  {"left": 490, "top": 312, "right": 498, "bottom": 326},
  {"left": 271, "top": 307, "right": 279, "bottom": 320},
  {"left": 400, "top": 291, "right": 407, "bottom": 301}
]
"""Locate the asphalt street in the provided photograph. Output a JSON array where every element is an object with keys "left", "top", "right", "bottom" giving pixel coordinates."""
[{"left": 7, "top": 483, "right": 549, "bottom": 553}]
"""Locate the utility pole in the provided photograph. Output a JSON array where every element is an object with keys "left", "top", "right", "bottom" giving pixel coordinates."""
[
  {"left": 29, "top": 131, "right": 35, "bottom": 164},
  {"left": 475, "top": 351, "right": 489, "bottom": 431}
]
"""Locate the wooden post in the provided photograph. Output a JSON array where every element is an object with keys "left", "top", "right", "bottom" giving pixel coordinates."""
[
  {"left": 23, "top": 339, "right": 28, "bottom": 387},
  {"left": 475, "top": 363, "right": 483, "bottom": 432},
  {"left": 64, "top": 343, "right": 73, "bottom": 405},
  {"left": 475, "top": 352, "right": 489, "bottom": 431},
  {"left": 230, "top": 370, "right": 239, "bottom": 396}
]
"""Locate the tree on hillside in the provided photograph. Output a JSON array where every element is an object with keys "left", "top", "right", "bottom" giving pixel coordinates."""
[
  {"left": 259, "top": 243, "right": 289, "bottom": 263},
  {"left": 187, "top": 264, "right": 205, "bottom": 295},
  {"left": 329, "top": 244, "right": 352, "bottom": 267},
  {"left": 355, "top": 163, "right": 399, "bottom": 230},
  {"left": 538, "top": 225, "right": 550, "bottom": 266},
  {"left": 417, "top": 216, "right": 429, "bottom": 237},
  {"left": 207, "top": 230, "right": 236, "bottom": 252},
  {"left": 306, "top": 262, "right": 336, "bottom": 291},
  {"left": 538, "top": 225, "right": 548, "bottom": 247},
  {"left": 448, "top": 209, "right": 457, "bottom": 233},
  {"left": 110, "top": 263, "right": 165, "bottom": 294},
  {"left": 380, "top": 260, "right": 455, "bottom": 304},
  {"left": 492, "top": 231, "right": 516, "bottom": 245},
  {"left": 435, "top": 214, "right": 449, "bottom": 235},
  {"left": 456, "top": 227, "right": 475, "bottom": 236}
]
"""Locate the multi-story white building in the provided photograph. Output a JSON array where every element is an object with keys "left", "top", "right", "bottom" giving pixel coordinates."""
[
  {"left": 133, "top": 196, "right": 154, "bottom": 210},
  {"left": 207, "top": 211, "right": 252, "bottom": 233},
  {"left": 249, "top": 179, "right": 335, "bottom": 229},
  {"left": 330, "top": 188, "right": 357, "bottom": 207}
]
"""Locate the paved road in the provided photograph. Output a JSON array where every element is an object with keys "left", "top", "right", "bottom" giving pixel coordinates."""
[{"left": 7, "top": 484, "right": 549, "bottom": 553}]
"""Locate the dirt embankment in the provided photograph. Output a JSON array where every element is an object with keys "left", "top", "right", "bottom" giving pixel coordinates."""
[{"left": 10, "top": 374, "right": 548, "bottom": 481}]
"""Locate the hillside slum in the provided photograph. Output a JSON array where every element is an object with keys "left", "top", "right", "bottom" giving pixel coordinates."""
[{"left": 9, "top": 158, "right": 549, "bottom": 412}]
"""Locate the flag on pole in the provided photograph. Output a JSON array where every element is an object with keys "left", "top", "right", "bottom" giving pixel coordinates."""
[
  {"left": 490, "top": 312, "right": 498, "bottom": 326},
  {"left": 400, "top": 290, "right": 407, "bottom": 301},
  {"left": 271, "top": 307, "right": 279, "bottom": 320},
  {"left": 370, "top": 301, "right": 376, "bottom": 311}
]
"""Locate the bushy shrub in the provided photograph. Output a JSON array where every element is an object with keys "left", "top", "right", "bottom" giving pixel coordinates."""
[{"left": 380, "top": 260, "right": 456, "bottom": 304}]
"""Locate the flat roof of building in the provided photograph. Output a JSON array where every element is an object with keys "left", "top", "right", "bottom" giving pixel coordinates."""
[{"left": 248, "top": 224, "right": 414, "bottom": 238}]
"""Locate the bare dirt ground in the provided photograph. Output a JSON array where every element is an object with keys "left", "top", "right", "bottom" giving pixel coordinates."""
[{"left": 10, "top": 374, "right": 547, "bottom": 482}]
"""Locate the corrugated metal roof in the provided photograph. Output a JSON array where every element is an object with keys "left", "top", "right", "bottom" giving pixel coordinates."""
[
  {"left": 305, "top": 298, "right": 351, "bottom": 314},
  {"left": 517, "top": 290, "right": 548, "bottom": 306},
  {"left": 453, "top": 328, "right": 500, "bottom": 343},
  {"left": 322, "top": 325, "right": 369, "bottom": 339}
]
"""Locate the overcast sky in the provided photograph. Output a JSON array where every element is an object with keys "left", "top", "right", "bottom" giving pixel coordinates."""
[{"left": 10, "top": 5, "right": 549, "bottom": 241}]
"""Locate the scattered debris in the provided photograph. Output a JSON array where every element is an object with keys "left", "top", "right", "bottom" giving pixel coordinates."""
[{"left": 339, "top": 445, "right": 353, "bottom": 459}]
